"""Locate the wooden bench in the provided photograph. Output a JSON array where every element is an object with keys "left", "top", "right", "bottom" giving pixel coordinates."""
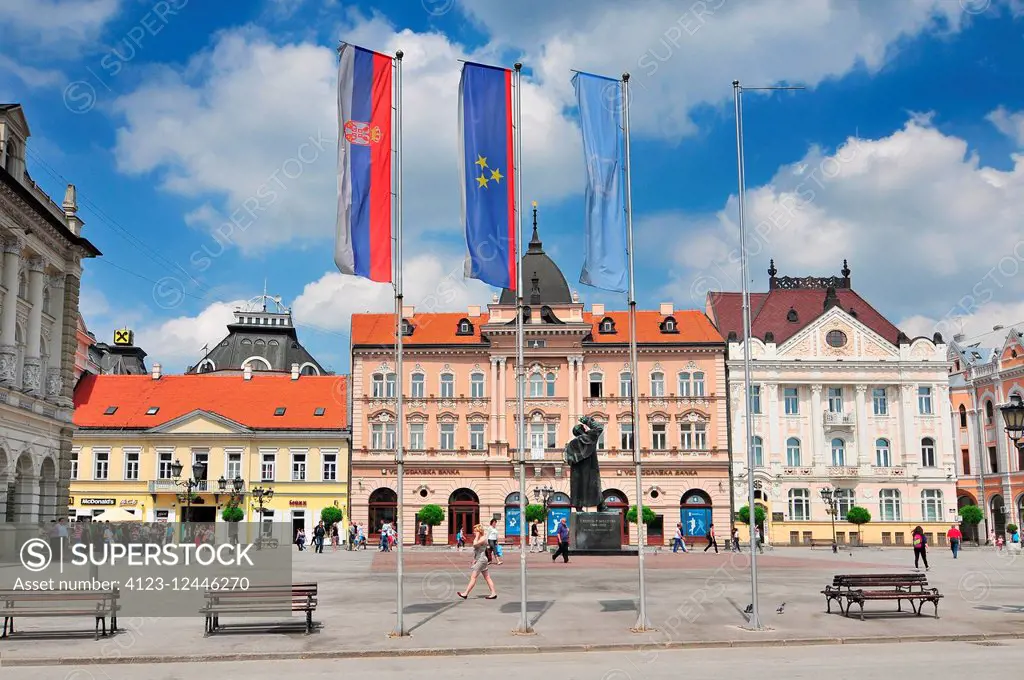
[
  {"left": 807, "top": 538, "right": 836, "bottom": 549},
  {"left": 201, "top": 583, "right": 317, "bottom": 635},
  {"left": 822, "top": 574, "right": 942, "bottom": 620},
  {"left": 0, "top": 589, "right": 119, "bottom": 641}
]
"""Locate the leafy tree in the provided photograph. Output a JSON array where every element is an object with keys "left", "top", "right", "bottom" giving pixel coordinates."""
[
  {"left": 417, "top": 504, "right": 445, "bottom": 527},
  {"left": 737, "top": 504, "right": 766, "bottom": 525},
  {"left": 959, "top": 504, "right": 984, "bottom": 544},
  {"left": 845, "top": 506, "right": 871, "bottom": 546},
  {"left": 525, "top": 504, "right": 547, "bottom": 523},
  {"left": 321, "top": 506, "right": 344, "bottom": 527},
  {"left": 1007, "top": 523, "right": 1019, "bottom": 535},
  {"left": 221, "top": 504, "right": 244, "bottom": 522},
  {"left": 626, "top": 505, "right": 657, "bottom": 525}
]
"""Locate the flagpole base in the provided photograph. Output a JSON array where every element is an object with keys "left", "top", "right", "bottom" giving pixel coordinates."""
[
  {"left": 513, "top": 626, "right": 536, "bottom": 636},
  {"left": 388, "top": 628, "right": 410, "bottom": 638},
  {"left": 630, "top": 616, "right": 654, "bottom": 633}
]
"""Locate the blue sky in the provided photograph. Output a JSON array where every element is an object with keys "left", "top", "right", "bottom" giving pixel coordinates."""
[{"left": 3, "top": 0, "right": 1024, "bottom": 373}]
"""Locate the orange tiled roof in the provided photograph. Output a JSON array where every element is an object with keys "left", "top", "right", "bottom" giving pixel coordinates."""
[
  {"left": 73, "top": 373, "right": 347, "bottom": 430},
  {"left": 351, "top": 309, "right": 723, "bottom": 345}
]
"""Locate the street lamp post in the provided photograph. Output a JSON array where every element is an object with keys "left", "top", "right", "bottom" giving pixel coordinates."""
[
  {"left": 251, "top": 485, "right": 274, "bottom": 548},
  {"left": 532, "top": 485, "right": 555, "bottom": 550},
  {"left": 820, "top": 486, "right": 838, "bottom": 553},
  {"left": 171, "top": 459, "right": 206, "bottom": 538},
  {"left": 999, "top": 395, "right": 1024, "bottom": 536}
]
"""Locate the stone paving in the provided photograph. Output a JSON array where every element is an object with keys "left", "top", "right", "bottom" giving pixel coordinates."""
[{"left": 1, "top": 544, "right": 1022, "bottom": 668}]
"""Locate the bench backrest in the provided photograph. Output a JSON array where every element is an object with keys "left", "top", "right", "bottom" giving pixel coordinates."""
[
  {"left": 204, "top": 583, "right": 317, "bottom": 600},
  {"left": 832, "top": 574, "right": 926, "bottom": 586}
]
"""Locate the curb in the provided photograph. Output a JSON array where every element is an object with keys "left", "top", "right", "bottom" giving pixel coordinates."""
[{"left": 2, "top": 631, "right": 1022, "bottom": 667}]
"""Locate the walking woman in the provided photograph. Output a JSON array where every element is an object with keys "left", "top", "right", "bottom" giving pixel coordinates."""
[
  {"left": 912, "top": 525, "right": 929, "bottom": 571},
  {"left": 703, "top": 522, "right": 719, "bottom": 553},
  {"left": 457, "top": 524, "right": 497, "bottom": 600}
]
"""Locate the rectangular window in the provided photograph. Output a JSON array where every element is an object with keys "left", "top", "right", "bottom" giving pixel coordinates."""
[
  {"left": 749, "top": 385, "right": 762, "bottom": 414},
  {"left": 191, "top": 449, "right": 209, "bottom": 479},
  {"left": 828, "top": 387, "right": 843, "bottom": 413},
  {"left": 650, "top": 372, "right": 665, "bottom": 397},
  {"left": 385, "top": 373, "right": 396, "bottom": 398},
  {"left": 470, "top": 423, "right": 486, "bottom": 451},
  {"left": 261, "top": 452, "right": 276, "bottom": 482},
  {"left": 411, "top": 374, "right": 425, "bottom": 398},
  {"left": 94, "top": 450, "right": 109, "bottom": 480},
  {"left": 677, "top": 372, "right": 691, "bottom": 397},
  {"left": 226, "top": 452, "right": 242, "bottom": 480},
  {"left": 652, "top": 424, "right": 667, "bottom": 450},
  {"left": 409, "top": 423, "right": 425, "bottom": 450},
  {"left": 157, "top": 451, "right": 173, "bottom": 480},
  {"left": 123, "top": 449, "right": 140, "bottom": 481},
  {"left": 372, "top": 374, "right": 385, "bottom": 398},
  {"left": 692, "top": 372, "right": 705, "bottom": 397},
  {"left": 371, "top": 423, "right": 396, "bottom": 450},
  {"left": 595, "top": 419, "right": 606, "bottom": 449},
  {"left": 291, "top": 451, "right": 307, "bottom": 481},
  {"left": 546, "top": 423, "right": 558, "bottom": 449},
  {"left": 440, "top": 423, "right": 456, "bottom": 450},
  {"left": 918, "top": 386, "right": 933, "bottom": 415},
  {"left": 921, "top": 439, "right": 936, "bottom": 467},
  {"left": 530, "top": 423, "right": 545, "bottom": 455},
  {"left": 589, "top": 373, "right": 603, "bottom": 398},
  {"left": 322, "top": 452, "right": 337, "bottom": 481},
  {"left": 879, "top": 490, "right": 902, "bottom": 522},
  {"left": 872, "top": 388, "right": 888, "bottom": 415},
  {"left": 680, "top": 424, "right": 693, "bottom": 449},
  {"left": 70, "top": 450, "right": 79, "bottom": 480},
  {"left": 784, "top": 387, "right": 799, "bottom": 415},
  {"left": 620, "top": 373, "right": 632, "bottom": 397},
  {"left": 989, "top": 446, "right": 999, "bottom": 474},
  {"left": 961, "top": 448, "right": 971, "bottom": 476},
  {"left": 470, "top": 373, "right": 485, "bottom": 398},
  {"left": 921, "top": 490, "right": 943, "bottom": 522},
  {"left": 440, "top": 374, "right": 454, "bottom": 398},
  {"left": 620, "top": 423, "right": 634, "bottom": 450},
  {"left": 694, "top": 423, "right": 707, "bottom": 450}
]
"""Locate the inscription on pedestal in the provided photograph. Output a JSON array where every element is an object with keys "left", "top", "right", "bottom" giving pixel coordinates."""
[{"left": 570, "top": 511, "right": 621, "bottom": 551}]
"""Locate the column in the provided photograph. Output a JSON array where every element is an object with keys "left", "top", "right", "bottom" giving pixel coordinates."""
[
  {"left": 810, "top": 384, "right": 824, "bottom": 465},
  {"left": 45, "top": 273, "right": 66, "bottom": 399},
  {"left": 765, "top": 383, "right": 780, "bottom": 463},
  {"left": 497, "top": 357, "right": 507, "bottom": 442},
  {"left": 900, "top": 384, "right": 916, "bottom": 468},
  {"left": 936, "top": 383, "right": 952, "bottom": 469},
  {"left": 22, "top": 257, "right": 45, "bottom": 394},
  {"left": 855, "top": 384, "right": 869, "bottom": 466},
  {"left": 489, "top": 357, "right": 499, "bottom": 442},
  {"left": 576, "top": 358, "right": 585, "bottom": 415},
  {"left": 0, "top": 238, "right": 22, "bottom": 383},
  {"left": 567, "top": 356, "right": 577, "bottom": 422}
]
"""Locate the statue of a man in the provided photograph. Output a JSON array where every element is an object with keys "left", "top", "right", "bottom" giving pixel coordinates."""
[{"left": 564, "top": 415, "right": 604, "bottom": 512}]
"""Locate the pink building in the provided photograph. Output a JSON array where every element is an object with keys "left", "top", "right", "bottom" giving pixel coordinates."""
[{"left": 349, "top": 224, "right": 730, "bottom": 546}]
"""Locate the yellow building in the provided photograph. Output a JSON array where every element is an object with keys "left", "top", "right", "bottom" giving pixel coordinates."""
[{"left": 70, "top": 365, "right": 349, "bottom": 537}]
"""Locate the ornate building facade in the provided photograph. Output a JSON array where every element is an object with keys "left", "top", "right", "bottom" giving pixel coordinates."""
[
  {"left": 350, "top": 217, "right": 729, "bottom": 546},
  {"left": 0, "top": 104, "right": 100, "bottom": 526},
  {"left": 948, "top": 328, "right": 1024, "bottom": 541},
  {"left": 707, "top": 261, "right": 957, "bottom": 546}
]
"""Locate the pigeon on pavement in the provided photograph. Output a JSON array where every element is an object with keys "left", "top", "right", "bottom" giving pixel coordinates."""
[
  {"left": 744, "top": 604, "right": 753, "bottom": 614},
  {"left": 776, "top": 602, "right": 786, "bottom": 614}
]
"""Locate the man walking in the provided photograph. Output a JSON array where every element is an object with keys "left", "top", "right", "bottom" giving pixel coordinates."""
[
  {"left": 348, "top": 521, "right": 356, "bottom": 551},
  {"left": 672, "top": 523, "right": 687, "bottom": 553},
  {"left": 313, "top": 520, "right": 326, "bottom": 554},
  {"left": 530, "top": 520, "right": 540, "bottom": 552},
  {"left": 418, "top": 520, "right": 429, "bottom": 547},
  {"left": 947, "top": 524, "right": 962, "bottom": 559},
  {"left": 552, "top": 518, "right": 570, "bottom": 563},
  {"left": 731, "top": 526, "right": 740, "bottom": 552},
  {"left": 703, "top": 522, "right": 719, "bottom": 553}
]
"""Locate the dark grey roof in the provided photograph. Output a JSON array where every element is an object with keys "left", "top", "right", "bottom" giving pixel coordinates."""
[
  {"left": 91, "top": 343, "right": 148, "bottom": 375},
  {"left": 499, "top": 211, "right": 572, "bottom": 306}
]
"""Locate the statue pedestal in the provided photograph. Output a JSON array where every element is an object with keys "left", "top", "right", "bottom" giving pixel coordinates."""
[{"left": 570, "top": 512, "right": 637, "bottom": 556}]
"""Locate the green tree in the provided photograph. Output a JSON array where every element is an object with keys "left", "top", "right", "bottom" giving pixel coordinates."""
[
  {"left": 417, "top": 504, "right": 445, "bottom": 527},
  {"left": 221, "top": 504, "right": 244, "bottom": 522},
  {"left": 959, "top": 504, "right": 984, "bottom": 544},
  {"left": 1007, "top": 523, "right": 1019, "bottom": 535},
  {"left": 525, "top": 504, "right": 547, "bottom": 523},
  {"left": 845, "top": 506, "right": 871, "bottom": 545},
  {"left": 321, "top": 506, "right": 344, "bottom": 527},
  {"left": 737, "top": 504, "right": 766, "bottom": 526},
  {"left": 626, "top": 505, "right": 657, "bottom": 525}
]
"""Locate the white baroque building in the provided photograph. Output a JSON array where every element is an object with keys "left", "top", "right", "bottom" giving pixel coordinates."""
[
  {"left": 0, "top": 104, "right": 100, "bottom": 524},
  {"left": 707, "top": 261, "right": 958, "bottom": 546}
]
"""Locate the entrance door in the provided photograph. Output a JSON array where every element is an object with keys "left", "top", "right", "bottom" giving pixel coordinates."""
[
  {"left": 992, "top": 496, "right": 1007, "bottom": 538},
  {"left": 602, "top": 489, "right": 628, "bottom": 546},
  {"left": 680, "top": 490, "right": 713, "bottom": 539},
  {"left": 188, "top": 506, "right": 217, "bottom": 523},
  {"left": 448, "top": 488, "right": 480, "bottom": 544},
  {"left": 292, "top": 510, "right": 306, "bottom": 541}
]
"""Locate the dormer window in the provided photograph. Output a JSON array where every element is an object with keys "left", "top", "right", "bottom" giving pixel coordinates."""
[
  {"left": 456, "top": 318, "right": 474, "bottom": 336},
  {"left": 314, "top": 407, "right": 326, "bottom": 416},
  {"left": 598, "top": 317, "right": 616, "bottom": 334},
  {"left": 659, "top": 316, "right": 678, "bottom": 334},
  {"left": 848, "top": 308, "right": 857, "bottom": 318},
  {"left": 145, "top": 407, "right": 159, "bottom": 415},
  {"left": 401, "top": 319, "right": 414, "bottom": 336},
  {"left": 786, "top": 308, "right": 798, "bottom": 323},
  {"left": 274, "top": 407, "right": 286, "bottom": 416},
  {"left": 103, "top": 406, "right": 118, "bottom": 415}
]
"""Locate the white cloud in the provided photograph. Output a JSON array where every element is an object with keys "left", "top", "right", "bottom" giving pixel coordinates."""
[
  {"left": 132, "top": 300, "right": 242, "bottom": 371},
  {"left": 900, "top": 300, "right": 1024, "bottom": 345},
  {"left": 656, "top": 116, "right": 1024, "bottom": 332},
  {"left": 292, "top": 251, "right": 493, "bottom": 332},
  {"left": 0, "top": 55, "right": 64, "bottom": 89},
  {"left": 0, "top": 0, "right": 122, "bottom": 53},
  {"left": 110, "top": 19, "right": 581, "bottom": 254},
  {"left": 988, "top": 106, "right": 1024, "bottom": 147}
]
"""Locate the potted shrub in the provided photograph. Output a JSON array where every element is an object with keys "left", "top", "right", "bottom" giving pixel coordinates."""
[
  {"left": 958, "top": 504, "right": 984, "bottom": 545},
  {"left": 417, "top": 504, "right": 444, "bottom": 546},
  {"left": 845, "top": 506, "right": 871, "bottom": 546}
]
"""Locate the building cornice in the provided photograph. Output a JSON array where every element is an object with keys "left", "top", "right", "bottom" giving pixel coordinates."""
[{"left": 73, "top": 429, "right": 350, "bottom": 441}]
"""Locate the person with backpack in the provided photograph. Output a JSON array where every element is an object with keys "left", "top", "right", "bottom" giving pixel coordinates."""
[
  {"left": 703, "top": 522, "right": 718, "bottom": 553},
  {"left": 912, "top": 525, "right": 929, "bottom": 570},
  {"left": 418, "top": 520, "right": 429, "bottom": 546},
  {"left": 947, "top": 524, "right": 962, "bottom": 559}
]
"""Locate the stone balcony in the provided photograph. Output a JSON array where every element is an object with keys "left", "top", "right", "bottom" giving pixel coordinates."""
[{"left": 823, "top": 412, "right": 856, "bottom": 429}]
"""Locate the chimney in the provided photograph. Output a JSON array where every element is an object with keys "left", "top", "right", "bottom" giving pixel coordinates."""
[
  {"left": 243, "top": 365, "right": 253, "bottom": 380},
  {"left": 592, "top": 303, "right": 605, "bottom": 317},
  {"left": 62, "top": 184, "right": 83, "bottom": 236},
  {"left": 152, "top": 363, "right": 161, "bottom": 380},
  {"left": 660, "top": 303, "right": 673, "bottom": 316},
  {"left": 291, "top": 363, "right": 300, "bottom": 380},
  {"left": 402, "top": 305, "right": 415, "bottom": 318},
  {"left": 468, "top": 305, "right": 481, "bottom": 317}
]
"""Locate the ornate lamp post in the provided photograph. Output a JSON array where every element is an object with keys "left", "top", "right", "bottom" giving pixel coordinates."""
[
  {"left": 1000, "top": 395, "right": 1024, "bottom": 535},
  {"left": 171, "top": 459, "right": 206, "bottom": 530},
  {"left": 820, "top": 486, "right": 838, "bottom": 553},
  {"left": 251, "top": 484, "right": 274, "bottom": 548}
]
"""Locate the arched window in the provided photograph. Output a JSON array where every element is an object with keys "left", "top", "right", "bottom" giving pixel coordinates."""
[
  {"left": 198, "top": 360, "right": 215, "bottom": 374},
  {"left": 440, "top": 372, "right": 454, "bottom": 398},
  {"left": 959, "top": 404, "right": 968, "bottom": 429},
  {"left": 371, "top": 372, "right": 386, "bottom": 398},
  {"left": 831, "top": 438, "right": 846, "bottom": 466},
  {"left": 385, "top": 372, "right": 397, "bottom": 398},
  {"left": 588, "top": 371, "right": 603, "bottom": 398},
  {"left": 411, "top": 372, "right": 425, "bottom": 398},
  {"left": 921, "top": 437, "right": 936, "bottom": 467},
  {"left": 875, "top": 438, "right": 891, "bottom": 467},
  {"left": 4, "top": 139, "right": 17, "bottom": 174},
  {"left": 879, "top": 489, "right": 902, "bottom": 521},
  {"left": 678, "top": 372, "right": 691, "bottom": 397},
  {"left": 545, "top": 372, "right": 556, "bottom": 397},
  {"left": 986, "top": 400, "right": 994, "bottom": 422},
  {"left": 619, "top": 372, "right": 632, "bottom": 397},
  {"left": 692, "top": 371, "right": 705, "bottom": 396},
  {"left": 650, "top": 371, "right": 665, "bottom": 397},
  {"left": 242, "top": 356, "right": 271, "bottom": 371},
  {"left": 921, "top": 489, "right": 943, "bottom": 521},
  {"left": 459, "top": 320, "right": 472, "bottom": 334},
  {"left": 751, "top": 436, "right": 764, "bottom": 467},
  {"left": 788, "top": 489, "right": 810, "bottom": 520},
  {"left": 786, "top": 437, "right": 801, "bottom": 466},
  {"left": 300, "top": 364, "right": 318, "bottom": 376},
  {"left": 470, "top": 372, "right": 485, "bottom": 399},
  {"left": 529, "top": 373, "right": 544, "bottom": 397}
]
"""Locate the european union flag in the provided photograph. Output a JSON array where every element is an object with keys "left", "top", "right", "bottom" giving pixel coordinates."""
[{"left": 459, "top": 62, "right": 516, "bottom": 290}]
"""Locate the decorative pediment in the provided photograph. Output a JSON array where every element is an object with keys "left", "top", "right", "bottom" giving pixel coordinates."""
[
  {"left": 368, "top": 409, "right": 395, "bottom": 423},
  {"left": 149, "top": 410, "right": 253, "bottom": 435},
  {"left": 777, "top": 306, "right": 898, "bottom": 360},
  {"left": 616, "top": 413, "right": 633, "bottom": 423},
  {"left": 909, "top": 338, "right": 936, "bottom": 360},
  {"left": 647, "top": 411, "right": 670, "bottom": 423},
  {"left": 437, "top": 411, "right": 458, "bottom": 423},
  {"left": 467, "top": 412, "right": 488, "bottom": 423},
  {"left": 377, "top": 361, "right": 392, "bottom": 372},
  {"left": 586, "top": 410, "right": 610, "bottom": 421},
  {"left": 406, "top": 411, "right": 429, "bottom": 423},
  {"left": 677, "top": 410, "right": 707, "bottom": 423}
]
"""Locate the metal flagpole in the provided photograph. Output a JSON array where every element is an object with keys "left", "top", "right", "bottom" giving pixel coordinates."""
[
  {"left": 393, "top": 49, "right": 406, "bottom": 638},
  {"left": 622, "top": 73, "right": 649, "bottom": 632},
  {"left": 513, "top": 61, "right": 532, "bottom": 635}
]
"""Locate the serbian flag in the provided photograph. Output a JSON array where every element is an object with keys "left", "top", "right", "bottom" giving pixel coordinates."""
[
  {"left": 335, "top": 43, "right": 392, "bottom": 282},
  {"left": 459, "top": 62, "right": 516, "bottom": 290}
]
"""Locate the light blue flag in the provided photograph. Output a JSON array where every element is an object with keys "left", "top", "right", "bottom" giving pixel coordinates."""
[{"left": 574, "top": 71, "right": 627, "bottom": 293}]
